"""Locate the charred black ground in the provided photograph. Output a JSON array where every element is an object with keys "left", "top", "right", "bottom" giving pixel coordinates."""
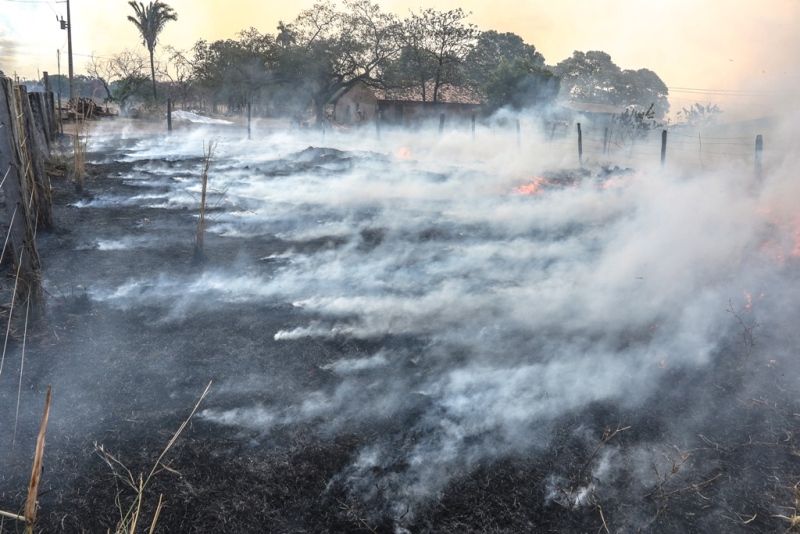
[{"left": 0, "top": 131, "right": 799, "bottom": 533}]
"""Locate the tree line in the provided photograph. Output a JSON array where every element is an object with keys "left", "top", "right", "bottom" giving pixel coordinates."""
[{"left": 71, "top": 0, "right": 679, "bottom": 124}]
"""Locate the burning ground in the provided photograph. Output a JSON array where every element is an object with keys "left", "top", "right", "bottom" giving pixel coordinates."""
[{"left": 2, "top": 124, "right": 800, "bottom": 533}]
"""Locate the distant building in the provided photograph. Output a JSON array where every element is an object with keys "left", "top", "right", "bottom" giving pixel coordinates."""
[
  {"left": 330, "top": 82, "right": 482, "bottom": 126},
  {"left": 555, "top": 101, "right": 627, "bottom": 127}
]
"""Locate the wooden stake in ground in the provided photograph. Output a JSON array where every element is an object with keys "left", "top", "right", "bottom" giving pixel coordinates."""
[
  {"left": 25, "top": 386, "right": 52, "bottom": 533},
  {"left": 194, "top": 140, "right": 216, "bottom": 261}
]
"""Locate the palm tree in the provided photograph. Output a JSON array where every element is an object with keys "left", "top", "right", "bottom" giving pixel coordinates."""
[{"left": 127, "top": 1, "right": 178, "bottom": 99}]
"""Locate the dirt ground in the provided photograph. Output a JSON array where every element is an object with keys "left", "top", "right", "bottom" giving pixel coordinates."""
[{"left": 0, "top": 123, "right": 799, "bottom": 533}]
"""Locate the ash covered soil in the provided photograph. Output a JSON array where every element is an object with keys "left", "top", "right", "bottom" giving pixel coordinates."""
[{"left": 2, "top": 128, "right": 800, "bottom": 533}]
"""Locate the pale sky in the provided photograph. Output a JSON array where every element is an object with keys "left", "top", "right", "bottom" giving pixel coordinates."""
[{"left": 1, "top": 0, "right": 798, "bottom": 120}]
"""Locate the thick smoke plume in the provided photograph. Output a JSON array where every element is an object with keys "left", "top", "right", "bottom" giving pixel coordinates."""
[{"left": 3, "top": 112, "right": 800, "bottom": 531}]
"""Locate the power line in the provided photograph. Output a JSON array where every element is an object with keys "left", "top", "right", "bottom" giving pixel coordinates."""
[
  {"left": 1, "top": 0, "right": 63, "bottom": 23},
  {"left": 668, "top": 87, "right": 798, "bottom": 96},
  {"left": 669, "top": 85, "right": 795, "bottom": 94}
]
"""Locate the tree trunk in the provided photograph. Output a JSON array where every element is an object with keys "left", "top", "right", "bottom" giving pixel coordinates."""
[
  {"left": 149, "top": 47, "right": 157, "bottom": 100},
  {"left": 99, "top": 78, "right": 113, "bottom": 102}
]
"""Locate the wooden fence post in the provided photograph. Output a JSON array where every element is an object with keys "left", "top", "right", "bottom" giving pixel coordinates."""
[
  {"left": 660, "top": 129, "right": 667, "bottom": 167},
  {"left": 167, "top": 98, "right": 173, "bottom": 133},
  {"left": 18, "top": 86, "right": 53, "bottom": 229},
  {"left": 439, "top": 112, "right": 445, "bottom": 134},
  {"left": 0, "top": 77, "right": 44, "bottom": 315},
  {"left": 577, "top": 122, "right": 583, "bottom": 167},
  {"left": 375, "top": 110, "right": 381, "bottom": 140},
  {"left": 755, "top": 134, "right": 763, "bottom": 181},
  {"left": 602, "top": 127, "right": 609, "bottom": 156},
  {"left": 247, "top": 101, "right": 252, "bottom": 140},
  {"left": 516, "top": 119, "right": 521, "bottom": 152},
  {"left": 42, "top": 72, "right": 57, "bottom": 141},
  {"left": 28, "top": 92, "right": 51, "bottom": 150},
  {"left": 471, "top": 112, "right": 476, "bottom": 141}
]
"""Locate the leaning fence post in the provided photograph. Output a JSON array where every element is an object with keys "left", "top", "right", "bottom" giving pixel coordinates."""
[
  {"left": 577, "top": 122, "right": 583, "bottom": 167},
  {"left": 602, "top": 127, "right": 609, "bottom": 156},
  {"left": 660, "top": 129, "right": 667, "bottom": 167},
  {"left": 439, "top": 112, "right": 445, "bottom": 134},
  {"left": 167, "top": 98, "right": 172, "bottom": 133},
  {"left": 755, "top": 134, "right": 763, "bottom": 181}
]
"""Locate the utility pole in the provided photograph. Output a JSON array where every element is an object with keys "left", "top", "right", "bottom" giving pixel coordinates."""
[{"left": 59, "top": 0, "right": 74, "bottom": 102}]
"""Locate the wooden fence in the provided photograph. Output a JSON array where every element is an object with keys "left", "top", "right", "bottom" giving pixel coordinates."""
[{"left": 0, "top": 75, "right": 59, "bottom": 316}]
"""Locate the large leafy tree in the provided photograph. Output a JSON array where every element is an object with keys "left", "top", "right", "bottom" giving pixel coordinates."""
[
  {"left": 192, "top": 28, "right": 279, "bottom": 110},
  {"left": 163, "top": 46, "right": 196, "bottom": 110},
  {"left": 483, "top": 58, "right": 559, "bottom": 113},
  {"left": 86, "top": 49, "right": 151, "bottom": 109},
  {"left": 616, "top": 68, "right": 669, "bottom": 118},
  {"left": 285, "top": 0, "right": 401, "bottom": 124},
  {"left": 127, "top": 0, "right": 178, "bottom": 99},
  {"left": 553, "top": 51, "right": 669, "bottom": 119},
  {"left": 393, "top": 8, "right": 479, "bottom": 103},
  {"left": 553, "top": 51, "right": 621, "bottom": 104},
  {"left": 465, "top": 30, "right": 545, "bottom": 92}
]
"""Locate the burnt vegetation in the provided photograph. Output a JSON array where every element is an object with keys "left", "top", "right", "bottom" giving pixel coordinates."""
[
  {"left": 1, "top": 2, "right": 794, "bottom": 533},
  {"left": 0, "top": 140, "right": 798, "bottom": 533}
]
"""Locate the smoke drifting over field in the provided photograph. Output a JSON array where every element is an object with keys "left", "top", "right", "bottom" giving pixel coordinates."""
[{"left": 4, "top": 116, "right": 800, "bottom": 531}]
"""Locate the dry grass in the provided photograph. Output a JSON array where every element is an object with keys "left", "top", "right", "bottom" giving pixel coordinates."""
[
  {"left": 773, "top": 482, "right": 800, "bottom": 531},
  {"left": 95, "top": 381, "right": 211, "bottom": 534},
  {"left": 72, "top": 116, "right": 89, "bottom": 192},
  {"left": 194, "top": 141, "right": 216, "bottom": 261}
]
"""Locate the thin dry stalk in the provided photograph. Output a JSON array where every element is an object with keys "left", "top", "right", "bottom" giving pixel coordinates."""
[
  {"left": 128, "top": 475, "right": 144, "bottom": 534},
  {"left": 596, "top": 503, "right": 610, "bottom": 534},
  {"left": 727, "top": 299, "right": 760, "bottom": 357},
  {"left": 148, "top": 495, "right": 164, "bottom": 534},
  {"left": 644, "top": 447, "right": 691, "bottom": 499},
  {"left": 337, "top": 498, "right": 378, "bottom": 534},
  {"left": 194, "top": 141, "right": 216, "bottom": 257},
  {"left": 0, "top": 510, "right": 25, "bottom": 522},
  {"left": 72, "top": 115, "right": 89, "bottom": 192},
  {"left": 24, "top": 385, "right": 52, "bottom": 533},
  {"left": 110, "top": 381, "right": 212, "bottom": 534},
  {"left": 577, "top": 424, "right": 631, "bottom": 484}
]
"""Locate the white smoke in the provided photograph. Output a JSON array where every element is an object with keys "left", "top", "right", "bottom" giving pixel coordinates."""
[{"left": 77, "top": 116, "right": 800, "bottom": 523}]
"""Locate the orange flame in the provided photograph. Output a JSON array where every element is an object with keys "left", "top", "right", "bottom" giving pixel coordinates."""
[
  {"left": 756, "top": 209, "right": 800, "bottom": 263},
  {"left": 513, "top": 176, "right": 549, "bottom": 195},
  {"left": 396, "top": 147, "right": 413, "bottom": 160}
]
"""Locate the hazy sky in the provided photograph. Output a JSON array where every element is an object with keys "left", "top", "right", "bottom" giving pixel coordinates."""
[{"left": 1, "top": 0, "right": 798, "bottom": 120}]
